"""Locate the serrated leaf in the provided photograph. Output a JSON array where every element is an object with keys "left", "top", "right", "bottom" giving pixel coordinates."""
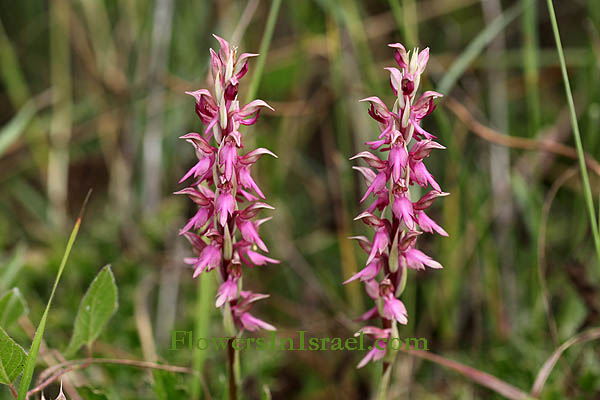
[
  {"left": 0, "top": 327, "right": 26, "bottom": 385},
  {"left": 65, "top": 265, "right": 118, "bottom": 356},
  {"left": 0, "top": 288, "right": 29, "bottom": 328}
]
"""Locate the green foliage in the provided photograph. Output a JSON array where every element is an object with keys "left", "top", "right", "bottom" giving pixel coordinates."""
[
  {"left": 153, "top": 369, "right": 188, "bottom": 400},
  {"left": 0, "top": 327, "right": 26, "bottom": 385},
  {"left": 66, "top": 265, "right": 118, "bottom": 356},
  {"left": 78, "top": 387, "right": 110, "bottom": 400},
  {"left": 1, "top": 1, "right": 600, "bottom": 398},
  {"left": 0, "top": 288, "right": 28, "bottom": 329},
  {"left": 0, "top": 101, "right": 36, "bottom": 158}
]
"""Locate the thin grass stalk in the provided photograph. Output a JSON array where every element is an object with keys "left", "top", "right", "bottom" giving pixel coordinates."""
[
  {"left": 190, "top": 273, "right": 215, "bottom": 399},
  {"left": 47, "top": 0, "right": 72, "bottom": 228},
  {"left": 521, "top": 0, "right": 541, "bottom": 135},
  {"left": 388, "top": 0, "right": 418, "bottom": 48},
  {"left": 481, "top": 0, "right": 516, "bottom": 333},
  {"left": 326, "top": 17, "right": 362, "bottom": 312},
  {"left": 545, "top": 0, "right": 600, "bottom": 269},
  {"left": 403, "top": 0, "right": 418, "bottom": 47},
  {"left": 142, "top": 0, "right": 174, "bottom": 214},
  {"left": 16, "top": 190, "right": 90, "bottom": 400},
  {"left": 245, "top": 0, "right": 282, "bottom": 103},
  {"left": 437, "top": 2, "right": 522, "bottom": 94}
]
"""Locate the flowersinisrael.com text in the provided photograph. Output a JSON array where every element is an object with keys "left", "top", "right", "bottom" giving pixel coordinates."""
[{"left": 170, "top": 331, "right": 428, "bottom": 352}]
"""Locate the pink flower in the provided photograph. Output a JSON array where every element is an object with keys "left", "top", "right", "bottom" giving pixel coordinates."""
[
  {"left": 355, "top": 326, "right": 391, "bottom": 368},
  {"left": 343, "top": 257, "right": 382, "bottom": 284},
  {"left": 219, "top": 141, "right": 238, "bottom": 181},
  {"left": 410, "top": 159, "right": 441, "bottom": 191},
  {"left": 389, "top": 144, "right": 408, "bottom": 182},
  {"left": 237, "top": 217, "right": 268, "bottom": 252},
  {"left": 215, "top": 190, "right": 235, "bottom": 227},
  {"left": 238, "top": 312, "right": 276, "bottom": 331},
  {"left": 415, "top": 211, "right": 448, "bottom": 236},
  {"left": 367, "top": 227, "right": 389, "bottom": 264},
  {"left": 236, "top": 241, "right": 280, "bottom": 267},
  {"left": 404, "top": 247, "right": 443, "bottom": 270},
  {"left": 232, "top": 291, "right": 275, "bottom": 331},
  {"left": 216, "top": 276, "right": 239, "bottom": 307},
  {"left": 185, "top": 243, "right": 221, "bottom": 278},
  {"left": 357, "top": 344, "right": 387, "bottom": 369},
  {"left": 392, "top": 194, "right": 415, "bottom": 230},
  {"left": 382, "top": 294, "right": 408, "bottom": 324},
  {"left": 348, "top": 42, "right": 446, "bottom": 368},
  {"left": 178, "top": 35, "right": 277, "bottom": 332}
]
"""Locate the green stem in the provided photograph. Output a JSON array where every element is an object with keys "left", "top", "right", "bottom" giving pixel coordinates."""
[
  {"left": 191, "top": 273, "right": 215, "bottom": 399},
  {"left": 245, "top": 0, "right": 282, "bottom": 103},
  {"left": 545, "top": 0, "right": 600, "bottom": 269}
]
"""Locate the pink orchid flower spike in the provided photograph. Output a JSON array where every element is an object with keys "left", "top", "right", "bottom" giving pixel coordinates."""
[
  {"left": 345, "top": 43, "right": 447, "bottom": 369},
  {"left": 178, "top": 35, "right": 278, "bottom": 333}
]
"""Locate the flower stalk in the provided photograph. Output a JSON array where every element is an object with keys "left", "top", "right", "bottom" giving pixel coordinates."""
[{"left": 178, "top": 35, "right": 279, "bottom": 398}]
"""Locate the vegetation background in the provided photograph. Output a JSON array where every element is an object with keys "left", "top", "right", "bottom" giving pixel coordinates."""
[{"left": 1, "top": 0, "right": 600, "bottom": 398}]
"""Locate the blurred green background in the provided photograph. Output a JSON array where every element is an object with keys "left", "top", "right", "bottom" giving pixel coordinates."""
[{"left": 1, "top": 0, "right": 600, "bottom": 398}]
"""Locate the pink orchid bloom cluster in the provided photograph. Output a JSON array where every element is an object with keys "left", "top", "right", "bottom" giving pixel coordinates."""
[
  {"left": 346, "top": 43, "right": 448, "bottom": 367},
  {"left": 177, "top": 35, "right": 278, "bottom": 332}
]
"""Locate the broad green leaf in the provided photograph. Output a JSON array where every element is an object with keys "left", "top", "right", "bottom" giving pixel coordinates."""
[
  {"left": 0, "top": 288, "right": 28, "bottom": 328},
  {"left": 66, "top": 265, "right": 118, "bottom": 356},
  {"left": 0, "top": 327, "right": 26, "bottom": 385}
]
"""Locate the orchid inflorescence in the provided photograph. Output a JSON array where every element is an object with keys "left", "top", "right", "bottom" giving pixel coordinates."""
[
  {"left": 177, "top": 35, "right": 278, "bottom": 332},
  {"left": 346, "top": 43, "right": 447, "bottom": 368}
]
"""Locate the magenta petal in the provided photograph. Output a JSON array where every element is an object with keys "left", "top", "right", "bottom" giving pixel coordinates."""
[
  {"left": 389, "top": 145, "right": 408, "bottom": 182},
  {"left": 238, "top": 219, "right": 268, "bottom": 252},
  {"left": 392, "top": 195, "right": 415, "bottom": 229},
  {"left": 239, "top": 312, "right": 276, "bottom": 331},
  {"left": 357, "top": 345, "right": 386, "bottom": 369},
  {"left": 405, "top": 248, "right": 442, "bottom": 269},
  {"left": 216, "top": 192, "right": 235, "bottom": 226},
  {"left": 343, "top": 258, "right": 382, "bottom": 284},
  {"left": 360, "top": 171, "right": 386, "bottom": 203},
  {"left": 416, "top": 211, "right": 448, "bottom": 236},
  {"left": 239, "top": 167, "right": 265, "bottom": 198},
  {"left": 383, "top": 296, "right": 408, "bottom": 324},
  {"left": 220, "top": 143, "right": 237, "bottom": 181},
  {"left": 216, "top": 278, "right": 238, "bottom": 307},
  {"left": 247, "top": 250, "right": 279, "bottom": 266}
]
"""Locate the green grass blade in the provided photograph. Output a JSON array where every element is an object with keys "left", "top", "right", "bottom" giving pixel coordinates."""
[
  {"left": 16, "top": 191, "right": 90, "bottom": 400},
  {"left": 0, "top": 245, "right": 26, "bottom": 292},
  {"left": 437, "top": 3, "right": 522, "bottom": 94},
  {"left": 545, "top": 0, "right": 600, "bottom": 269},
  {"left": 388, "top": 0, "right": 418, "bottom": 48},
  {"left": 0, "top": 101, "right": 36, "bottom": 158},
  {"left": 244, "top": 0, "right": 282, "bottom": 103}
]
